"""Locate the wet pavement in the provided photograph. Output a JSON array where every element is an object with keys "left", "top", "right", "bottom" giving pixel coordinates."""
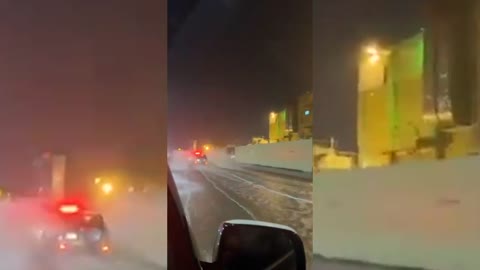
[{"left": 171, "top": 164, "right": 313, "bottom": 267}]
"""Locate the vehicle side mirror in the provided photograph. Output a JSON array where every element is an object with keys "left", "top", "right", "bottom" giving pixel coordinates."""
[{"left": 211, "top": 220, "right": 306, "bottom": 270}]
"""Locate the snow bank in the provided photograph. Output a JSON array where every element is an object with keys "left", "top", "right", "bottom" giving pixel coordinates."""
[
  {"left": 210, "top": 139, "right": 313, "bottom": 172},
  {"left": 313, "top": 156, "right": 480, "bottom": 270},
  {"left": 100, "top": 192, "right": 167, "bottom": 268}
]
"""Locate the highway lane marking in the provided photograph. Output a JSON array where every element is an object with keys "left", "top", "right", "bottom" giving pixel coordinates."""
[
  {"left": 199, "top": 170, "right": 257, "bottom": 220},
  {"left": 184, "top": 190, "right": 193, "bottom": 224},
  {"left": 219, "top": 171, "right": 313, "bottom": 204},
  {"left": 231, "top": 174, "right": 312, "bottom": 204},
  {"left": 171, "top": 173, "right": 194, "bottom": 224}
]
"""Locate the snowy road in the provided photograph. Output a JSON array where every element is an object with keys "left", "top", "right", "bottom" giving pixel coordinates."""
[{"left": 172, "top": 164, "right": 313, "bottom": 266}]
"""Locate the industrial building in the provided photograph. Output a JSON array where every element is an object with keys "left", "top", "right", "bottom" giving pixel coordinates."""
[
  {"left": 297, "top": 91, "right": 313, "bottom": 139},
  {"left": 268, "top": 91, "right": 313, "bottom": 143},
  {"left": 358, "top": 26, "right": 479, "bottom": 167}
]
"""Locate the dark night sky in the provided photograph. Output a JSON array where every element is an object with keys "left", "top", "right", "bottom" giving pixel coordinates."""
[
  {"left": 313, "top": 0, "right": 426, "bottom": 151},
  {"left": 0, "top": 1, "right": 166, "bottom": 190},
  {"left": 168, "top": 0, "right": 311, "bottom": 148}
]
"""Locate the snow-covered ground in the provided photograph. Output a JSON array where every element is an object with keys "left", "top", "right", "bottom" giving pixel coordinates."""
[
  {"left": 313, "top": 157, "right": 480, "bottom": 270},
  {"left": 98, "top": 191, "right": 167, "bottom": 268},
  {"left": 209, "top": 144, "right": 479, "bottom": 269}
]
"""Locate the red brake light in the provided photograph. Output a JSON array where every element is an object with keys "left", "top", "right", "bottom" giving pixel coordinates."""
[{"left": 59, "top": 204, "right": 80, "bottom": 214}]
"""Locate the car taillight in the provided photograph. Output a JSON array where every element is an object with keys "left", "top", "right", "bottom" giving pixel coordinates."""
[
  {"left": 59, "top": 204, "right": 80, "bottom": 214},
  {"left": 58, "top": 243, "right": 67, "bottom": 250}
]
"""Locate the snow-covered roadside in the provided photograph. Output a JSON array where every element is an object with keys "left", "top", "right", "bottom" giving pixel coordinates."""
[{"left": 313, "top": 157, "right": 480, "bottom": 270}]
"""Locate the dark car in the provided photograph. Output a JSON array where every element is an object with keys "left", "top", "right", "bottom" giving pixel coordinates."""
[
  {"left": 189, "top": 150, "right": 208, "bottom": 166},
  {"left": 38, "top": 206, "right": 111, "bottom": 256},
  {"left": 194, "top": 155, "right": 208, "bottom": 165}
]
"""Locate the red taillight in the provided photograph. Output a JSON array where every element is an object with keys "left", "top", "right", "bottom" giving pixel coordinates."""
[
  {"left": 59, "top": 204, "right": 80, "bottom": 214},
  {"left": 58, "top": 243, "right": 67, "bottom": 250}
]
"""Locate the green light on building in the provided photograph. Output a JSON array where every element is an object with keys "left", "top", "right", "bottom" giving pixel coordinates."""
[{"left": 388, "top": 32, "right": 425, "bottom": 150}]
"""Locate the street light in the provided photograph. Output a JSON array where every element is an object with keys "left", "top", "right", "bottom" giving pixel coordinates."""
[
  {"left": 364, "top": 44, "right": 389, "bottom": 65},
  {"left": 101, "top": 183, "right": 113, "bottom": 195},
  {"left": 94, "top": 177, "right": 102, "bottom": 185},
  {"left": 364, "top": 44, "right": 381, "bottom": 64},
  {"left": 365, "top": 45, "right": 379, "bottom": 55}
]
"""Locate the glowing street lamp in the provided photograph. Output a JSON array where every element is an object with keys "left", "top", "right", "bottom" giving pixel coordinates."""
[
  {"left": 101, "top": 183, "right": 113, "bottom": 195},
  {"left": 364, "top": 45, "right": 381, "bottom": 64},
  {"left": 94, "top": 177, "right": 102, "bottom": 185},
  {"left": 365, "top": 45, "right": 379, "bottom": 55},
  {"left": 364, "top": 44, "right": 388, "bottom": 65}
]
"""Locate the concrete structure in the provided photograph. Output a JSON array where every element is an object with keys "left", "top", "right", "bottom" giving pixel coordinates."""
[
  {"left": 234, "top": 139, "right": 312, "bottom": 172},
  {"left": 32, "top": 152, "right": 66, "bottom": 198},
  {"left": 426, "top": 0, "right": 480, "bottom": 154},
  {"left": 269, "top": 110, "right": 285, "bottom": 142},
  {"left": 298, "top": 91, "right": 313, "bottom": 139},
  {"left": 269, "top": 92, "right": 312, "bottom": 143},
  {"left": 358, "top": 35, "right": 425, "bottom": 167},
  {"left": 357, "top": 26, "right": 480, "bottom": 168},
  {"left": 314, "top": 139, "right": 356, "bottom": 171},
  {"left": 51, "top": 155, "right": 66, "bottom": 199},
  {"left": 357, "top": 44, "right": 393, "bottom": 167},
  {"left": 430, "top": 0, "right": 479, "bottom": 126},
  {"left": 251, "top": 137, "right": 269, "bottom": 144}
]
